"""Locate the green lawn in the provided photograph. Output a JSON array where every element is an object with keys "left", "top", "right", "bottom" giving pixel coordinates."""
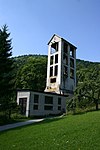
[{"left": 0, "top": 111, "right": 100, "bottom": 150}]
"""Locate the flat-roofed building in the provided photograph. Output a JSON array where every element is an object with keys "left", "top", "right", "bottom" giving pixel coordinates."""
[{"left": 17, "top": 90, "right": 67, "bottom": 117}]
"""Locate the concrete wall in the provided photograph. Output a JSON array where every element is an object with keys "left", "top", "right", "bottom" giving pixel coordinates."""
[{"left": 17, "top": 91, "right": 67, "bottom": 117}]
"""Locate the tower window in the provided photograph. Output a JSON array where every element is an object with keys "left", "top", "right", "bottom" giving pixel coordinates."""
[
  {"left": 70, "top": 58, "right": 74, "bottom": 68},
  {"left": 50, "top": 78, "right": 56, "bottom": 83},
  {"left": 70, "top": 46, "right": 74, "bottom": 57},
  {"left": 64, "top": 66, "right": 68, "bottom": 76},
  {"left": 50, "top": 56, "right": 53, "bottom": 65},
  {"left": 54, "top": 65, "right": 58, "bottom": 76},
  {"left": 64, "top": 42, "right": 68, "bottom": 54},
  {"left": 55, "top": 54, "right": 58, "bottom": 64},
  {"left": 63, "top": 54, "right": 68, "bottom": 65},
  {"left": 70, "top": 69, "right": 74, "bottom": 78},
  {"left": 51, "top": 42, "right": 58, "bottom": 54},
  {"left": 50, "top": 66, "right": 53, "bottom": 77},
  {"left": 66, "top": 56, "right": 68, "bottom": 65}
]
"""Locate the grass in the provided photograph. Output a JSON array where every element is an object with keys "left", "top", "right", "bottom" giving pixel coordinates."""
[{"left": 0, "top": 111, "right": 100, "bottom": 150}]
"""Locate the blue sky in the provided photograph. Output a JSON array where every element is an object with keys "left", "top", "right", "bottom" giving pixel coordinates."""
[{"left": 0, "top": 0, "right": 100, "bottom": 62}]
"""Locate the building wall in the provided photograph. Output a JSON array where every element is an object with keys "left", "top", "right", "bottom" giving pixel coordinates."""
[
  {"left": 61, "top": 39, "right": 76, "bottom": 93},
  {"left": 45, "top": 34, "right": 76, "bottom": 95},
  {"left": 17, "top": 91, "right": 67, "bottom": 117},
  {"left": 45, "top": 36, "right": 61, "bottom": 93}
]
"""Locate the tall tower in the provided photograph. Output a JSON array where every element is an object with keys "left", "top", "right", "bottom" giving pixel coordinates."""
[{"left": 45, "top": 34, "right": 77, "bottom": 95}]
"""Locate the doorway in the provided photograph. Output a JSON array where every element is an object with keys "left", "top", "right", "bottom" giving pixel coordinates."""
[{"left": 19, "top": 98, "right": 27, "bottom": 115}]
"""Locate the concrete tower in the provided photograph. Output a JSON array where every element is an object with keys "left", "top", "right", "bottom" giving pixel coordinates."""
[{"left": 45, "top": 34, "right": 77, "bottom": 95}]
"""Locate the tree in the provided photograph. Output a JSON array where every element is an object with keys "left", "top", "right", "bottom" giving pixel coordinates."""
[
  {"left": 0, "top": 25, "right": 15, "bottom": 118},
  {"left": 15, "top": 56, "right": 47, "bottom": 91},
  {"left": 75, "top": 67, "right": 100, "bottom": 111}
]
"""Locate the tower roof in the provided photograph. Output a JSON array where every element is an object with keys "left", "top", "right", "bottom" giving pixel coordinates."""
[{"left": 48, "top": 34, "right": 77, "bottom": 49}]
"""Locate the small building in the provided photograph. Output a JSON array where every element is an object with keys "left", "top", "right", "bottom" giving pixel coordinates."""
[
  {"left": 17, "top": 90, "right": 68, "bottom": 117},
  {"left": 17, "top": 34, "right": 77, "bottom": 117}
]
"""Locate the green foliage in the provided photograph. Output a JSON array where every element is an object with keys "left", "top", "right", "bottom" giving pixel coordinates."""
[
  {"left": 67, "top": 60, "right": 100, "bottom": 113},
  {"left": 11, "top": 113, "right": 27, "bottom": 119},
  {"left": 66, "top": 98, "right": 76, "bottom": 114},
  {"left": 0, "top": 111, "right": 100, "bottom": 149},
  {"left": 74, "top": 60, "right": 100, "bottom": 111},
  {"left": 14, "top": 55, "right": 47, "bottom": 91}
]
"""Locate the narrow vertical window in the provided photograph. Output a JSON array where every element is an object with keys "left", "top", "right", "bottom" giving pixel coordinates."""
[
  {"left": 54, "top": 65, "right": 58, "bottom": 76},
  {"left": 55, "top": 54, "right": 58, "bottom": 64},
  {"left": 64, "top": 43, "right": 68, "bottom": 54},
  {"left": 70, "top": 58, "right": 74, "bottom": 68},
  {"left": 64, "top": 66, "right": 68, "bottom": 76},
  {"left": 58, "top": 98, "right": 61, "bottom": 105},
  {"left": 51, "top": 42, "right": 58, "bottom": 54},
  {"left": 66, "top": 56, "right": 68, "bottom": 65},
  {"left": 70, "top": 46, "right": 74, "bottom": 57},
  {"left": 70, "top": 69, "right": 74, "bottom": 78},
  {"left": 34, "top": 94, "right": 39, "bottom": 103},
  {"left": 50, "top": 55, "right": 53, "bottom": 65},
  {"left": 50, "top": 66, "right": 53, "bottom": 77}
]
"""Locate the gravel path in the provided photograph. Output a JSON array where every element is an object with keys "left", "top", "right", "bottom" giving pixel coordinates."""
[{"left": 0, "top": 119, "right": 44, "bottom": 131}]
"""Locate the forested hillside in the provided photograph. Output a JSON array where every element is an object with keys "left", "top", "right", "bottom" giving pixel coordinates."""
[
  {"left": 13, "top": 55, "right": 100, "bottom": 90},
  {"left": 14, "top": 55, "right": 100, "bottom": 90},
  {"left": 13, "top": 55, "right": 100, "bottom": 111},
  {"left": 76, "top": 59, "right": 100, "bottom": 82}
]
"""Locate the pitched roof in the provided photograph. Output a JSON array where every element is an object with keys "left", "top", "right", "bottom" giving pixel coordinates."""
[{"left": 48, "top": 34, "right": 77, "bottom": 49}]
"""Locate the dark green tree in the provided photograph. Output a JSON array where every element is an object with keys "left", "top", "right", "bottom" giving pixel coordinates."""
[
  {"left": 75, "top": 67, "right": 100, "bottom": 111},
  {"left": 15, "top": 56, "right": 47, "bottom": 91},
  {"left": 0, "top": 25, "right": 15, "bottom": 118},
  {"left": 67, "top": 62, "right": 100, "bottom": 114}
]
